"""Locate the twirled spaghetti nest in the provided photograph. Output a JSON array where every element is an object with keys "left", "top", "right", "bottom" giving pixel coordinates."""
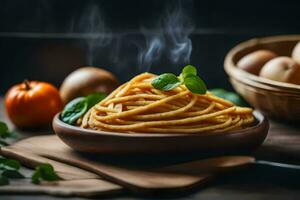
[{"left": 81, "top": 73, "right": 254, "bottom": 133}]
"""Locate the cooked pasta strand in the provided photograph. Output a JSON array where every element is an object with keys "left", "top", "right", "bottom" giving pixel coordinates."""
[{"left": 81, "top": 73, "right": 254, "bottom": 133}]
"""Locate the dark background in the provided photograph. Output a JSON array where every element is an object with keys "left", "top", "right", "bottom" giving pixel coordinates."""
[{"left": 0, "top": 0, "right": 300, "bottom": 94}]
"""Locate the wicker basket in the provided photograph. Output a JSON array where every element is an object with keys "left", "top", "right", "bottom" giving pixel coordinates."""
[{"left": 224, "top": 35, "right": 300, "bottom": 121}]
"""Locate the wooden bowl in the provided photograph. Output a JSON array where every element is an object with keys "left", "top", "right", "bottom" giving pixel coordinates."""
[
  {"left": 224, "top": 35, "right": 300, "bottom": 120},
  {"left": 53, "top": 111, "right": 269, "bottom": 154}
]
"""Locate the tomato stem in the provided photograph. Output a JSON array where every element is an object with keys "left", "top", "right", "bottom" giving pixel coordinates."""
[{"left": 24, "top": 80, "right": 31, "bottom": 90}]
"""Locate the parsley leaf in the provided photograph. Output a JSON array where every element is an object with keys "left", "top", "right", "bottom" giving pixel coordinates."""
[
  {"left": 0, "top": 122, "right": 10, "bottom": 138},
  {"left": 32, "top": 164, "right": 60, "bottom": 184},
  {"left": 0, "top": 176, "right": 9, "bottom": 186},
  {"left": 0, "top": 157, "right": 24, "bottom": 186},
  {"left": 0, "top": 158, "right": 21, "bottom": 170},
  {"left": 2, "top": 170, "right": 24, "bottom": 179}
]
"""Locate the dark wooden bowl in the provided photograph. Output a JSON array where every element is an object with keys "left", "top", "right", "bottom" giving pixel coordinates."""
[{"left": 53, "top": 111, "right": 269, "bottom": 154}]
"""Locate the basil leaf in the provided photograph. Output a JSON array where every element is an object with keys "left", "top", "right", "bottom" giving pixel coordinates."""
[
  {"left": 0, "top": 158, "right": 21, "bottom": 170},
  {"left": 210, "top": 88, "right": 248, "bottom": 107},
  {"left": 86, "top": 93, "right": 107, "bottom": 109},
  {"left": 152, "top": 73, "right": 181, "bottom": 91},
  {"left": 184, "top": 75, "right": 207, "bottom": 94},
  {"left": 0, "top": 140, "right": 8, "bottom": 146},
  {"left": 0, "top": 158, "right": 24, "bottom": 185},
  {"left": 181, "top": 65, "right": 197, "bottom": 79},
  {"left": 0, "top": 175, "right": 9, "bottom": 186},
  {"left": 0, "top": 121, "right": 10, "bottom": 138},
  {"left": 31, "top": 170, "right": 40, "bottom": 184},
  {"left": 0, "top": 122, "right": 8, "bottom": 133},
  {"left": 2, "top": 170, "right": 24, "bottom": 179},
  {"left": 61, "top": 97, "right": 88, "bottom": 125},
  {"left": 32, "top": 164, "right": 60, "bottom": 184}
]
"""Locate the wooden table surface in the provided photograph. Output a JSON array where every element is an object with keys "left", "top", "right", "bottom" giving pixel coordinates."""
[{"left": 0, "top": 98, "right": 299, "bottom": 200}]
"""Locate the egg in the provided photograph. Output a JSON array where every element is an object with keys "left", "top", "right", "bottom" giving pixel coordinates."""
[
  {"left": 259, "top": 56, "right": 300, "bottom": 85},
  {"left": 292, "top": 41, "right": 300, "bottom": 64},
  {"left": 60, "top": 67, "right": 119, "bottom": 104},
  {"left": 237, "top": 50, "right": 277, "bottom": 75}
]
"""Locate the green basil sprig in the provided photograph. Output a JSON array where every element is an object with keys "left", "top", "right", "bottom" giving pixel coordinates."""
[
  {"left": 32, "top": 163, "right": 60, "bottom": 184},
  {"left": 0, "top": 120, "right": 59, "bottom": 186},
  {"left": 0, "top": 157, "right": 60, "bottom": 186},
  {"left": 0, "top": 121, "right": 19, "bottom": 147},
  {"left": 151, "top": 73, "right": 181, "bottom": 91},
  {"left": 61, "top": 97, "right": 87, "bottom": 125},
  {"left": 61, "top": 93, "right": 107, "bottom": 125},
  {"left": 151, "top": 65, "right": 207, "bottom": 94},
  {"left": 0, "top": 122, "right": 10, "bottom": 139},
  {"left": 0, "top": 157, "right": 24, "bottom": 186}
]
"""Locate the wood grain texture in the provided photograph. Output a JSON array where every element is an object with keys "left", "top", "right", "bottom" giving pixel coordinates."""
[
  {"left": 0, "top": 144, "right": 123, "bottom": 197},
  {"left": 0, "top": 179, "right": 122, "bottom": 197},
  {"left": 0, "top": 135, "right": 255, "bottom": 195}
]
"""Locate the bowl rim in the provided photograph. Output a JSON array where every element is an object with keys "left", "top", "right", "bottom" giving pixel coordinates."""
[
  {"left": 224, "top": 34, "right": 300, "bottom": 92},
  {"left": 229, "top": 76, "right": 300, "bottom": 98},
  {"left": 53, "top": 110, "right": 267, "bottom": 138}
]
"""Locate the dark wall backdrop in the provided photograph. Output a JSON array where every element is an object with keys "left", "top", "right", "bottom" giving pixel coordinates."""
[{"left": 0, "top": 0, "right": 300, "bottom": 94}]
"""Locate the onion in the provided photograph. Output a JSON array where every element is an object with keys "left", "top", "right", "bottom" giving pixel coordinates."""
[
  {"left": 292, "top": 41, "right": 300, "bottom": 64},
  {"left": 60, "top": 67, "right": 118, "bottom": 104},
  {"left": 237, "top": 50, "right": 277, "bottom": 75},
  {"left": 259, "top": 57, "right": 300, "bottom": 85}
]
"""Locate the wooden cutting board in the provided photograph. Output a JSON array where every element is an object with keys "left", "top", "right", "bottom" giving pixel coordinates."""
[
  {"left": 0, "top": 147, "right": 123, "bottom": 197},
  {"left": 0, "top": 135, "right": 254, "bottom": 197}
]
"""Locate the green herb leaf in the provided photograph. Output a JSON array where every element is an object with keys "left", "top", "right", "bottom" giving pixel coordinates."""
[
  {"left": 0, "top": 122, "right": 8, "bottom": 132},
  {"left": 0, "top": 158, "right": 21, "bottom": 170},
  {"left": 181, "top": 65, "right": 197, "bottom": 79},
  {"left": 210, "top": 88, "right": 248, "bottom": 107},
  {"left": 0, "top": 121, "right": 10, "bottom": 138},
  {"left": 31, "top": 171, "right": 40, "bottom": 184},
  {"left": 61, "top": 97, "right": 88, "bottom": 125},
  {"left": 0, "top": 175, "right": 9, "bottom": 186},
  {"left": 0, "top": 140, "right": 8, "bottom": 146},
  {"left": 184, "top": 75, "right": 207, "bottom": 94},
  {"left": 151, "top": 73, "right": 181, "bottom": 91},
  {"left": 32, "top": 164, "right": 60, "bottom": 184},
  {"left": 61, "top": 93, "right": 107, "bottom": 125},
  {"left": 0, "top": 158, "right": 24, "bottom": 185},
  {"left": 1, "top": 170, "right": 24, "bottom": 179},
  {"left": 86, "top": 93, "right": 107, "bottom": 109}
]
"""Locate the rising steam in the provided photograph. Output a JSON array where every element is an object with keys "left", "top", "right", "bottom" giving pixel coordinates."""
[
  {"left": 73, "top": 1, "right": 193, "bottom": 72},
  {"left": 138, "top": 2, "right": 194, "bottom": 71},
  {"left": 165, "top": 6, "right": 194, "bottom": 64},
  {"left": 138, "top": 35, "right": 165, "bottom": 72},
  {"left": 76, "top": 3, "right": 111, "bottom": 65}
]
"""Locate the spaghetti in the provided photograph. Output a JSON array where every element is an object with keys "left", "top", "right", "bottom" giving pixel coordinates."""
[{"left": 81, "top": 73, "right": 254, "bottom": 133}]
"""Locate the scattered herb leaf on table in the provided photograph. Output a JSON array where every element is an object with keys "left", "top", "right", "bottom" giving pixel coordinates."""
[
  {"left": 0, "top": 121, "right": 10, "bottom": 138},
  {"left": 0, "top": 156, "right": 25, "bottom": 185},
  {"left": 32, "top": 163, "right": 61, "bottom": 184}
]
